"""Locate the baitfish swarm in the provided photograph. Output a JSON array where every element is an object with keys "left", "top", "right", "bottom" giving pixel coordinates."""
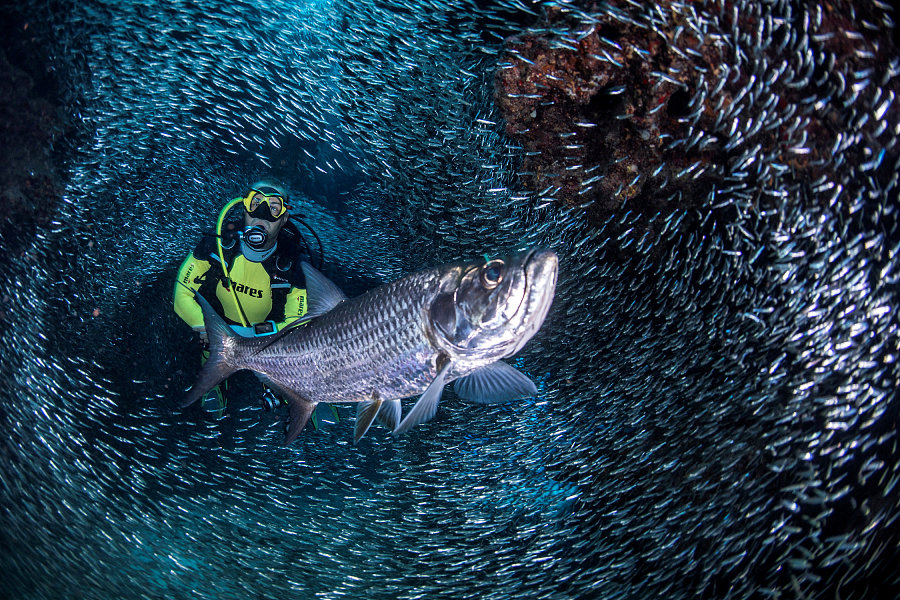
[{"left": 0, "top": 1, "right": 897, "bottom": 599}]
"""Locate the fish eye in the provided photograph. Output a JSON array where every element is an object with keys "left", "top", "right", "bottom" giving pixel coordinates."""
[{"left": 481, "top": 260, "right": 504, "bottom": 289}]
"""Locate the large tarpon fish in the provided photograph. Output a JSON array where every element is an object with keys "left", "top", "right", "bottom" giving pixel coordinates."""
[{"left": 182, "top": 249, "right": 558, "bottom": 444}]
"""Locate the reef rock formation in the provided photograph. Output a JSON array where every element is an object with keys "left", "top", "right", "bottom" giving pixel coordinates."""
[
  {"left": 0, "top": 5, "right": 77, "bottom": 260},
  {"left": 496, "top": 0, "right": 898, "bottom": 223}
]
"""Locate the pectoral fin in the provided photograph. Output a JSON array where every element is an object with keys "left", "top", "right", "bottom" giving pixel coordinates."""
[
  {"left": 453, "top": 361, "right": 537, "bottom": 404},
  {"left": 394, "top": 356, "right": 451, "bottom": 436},
  {"left": 354, "top": 394, "right": 383, "bottom": 444}
]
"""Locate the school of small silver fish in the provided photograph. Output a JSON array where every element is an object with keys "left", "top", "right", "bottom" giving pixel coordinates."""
[{"left": 1, "top": 1, "right": 897, "bottom": 599}]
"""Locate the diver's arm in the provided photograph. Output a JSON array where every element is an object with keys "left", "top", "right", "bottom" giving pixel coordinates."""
[
  {"left": 273, "top": 286, "right": 309, "bottom": 331},
  {"left": 173, "top": 252, "right": 213, "bottom": 330}
]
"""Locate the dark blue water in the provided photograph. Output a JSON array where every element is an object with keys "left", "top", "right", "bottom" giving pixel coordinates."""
[{"left": 1, "top": 1, "right": 898, "bottom": 599}]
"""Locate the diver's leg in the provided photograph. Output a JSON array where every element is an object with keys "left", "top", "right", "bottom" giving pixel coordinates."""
[{"left": 200, "top": 349, "right": 227, "bottom": 419}]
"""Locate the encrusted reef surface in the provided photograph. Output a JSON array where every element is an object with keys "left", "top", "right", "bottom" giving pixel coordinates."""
[{"left": 496, "top": 0, "right": 898, "bottom": 222}]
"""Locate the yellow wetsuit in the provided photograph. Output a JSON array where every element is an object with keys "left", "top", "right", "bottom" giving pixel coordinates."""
[{"left": 174, "top": 222, "right": 309, "bottom": 334}]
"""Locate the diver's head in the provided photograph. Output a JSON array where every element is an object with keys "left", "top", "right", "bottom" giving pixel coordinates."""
[{"left": 241, "top": 181, "right": 289, "bottom": 250}]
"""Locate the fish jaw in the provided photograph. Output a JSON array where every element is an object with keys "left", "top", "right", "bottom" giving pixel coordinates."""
[{"left": 508, "top": 248, "right": 558, "bottom": 356}]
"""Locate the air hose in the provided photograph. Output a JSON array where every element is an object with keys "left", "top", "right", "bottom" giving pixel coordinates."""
[{"left": 216, "top": 198, "right": 250, "bottom": 327}]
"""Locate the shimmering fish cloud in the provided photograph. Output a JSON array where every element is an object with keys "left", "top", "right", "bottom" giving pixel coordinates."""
[{"left": 1, "top": 0, "right": 898, "bottom": 599}]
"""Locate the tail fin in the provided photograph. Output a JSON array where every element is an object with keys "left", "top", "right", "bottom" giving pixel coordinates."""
[{"left": 180, "top": 287, "right": 242, "bottom": 408}]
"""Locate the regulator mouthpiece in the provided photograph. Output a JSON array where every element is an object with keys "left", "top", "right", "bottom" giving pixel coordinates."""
[{"left": 243, "top": 225, "right": 268, "bottom": 250}]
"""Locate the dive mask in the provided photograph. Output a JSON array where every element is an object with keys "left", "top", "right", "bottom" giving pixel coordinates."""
[{"left": 242, "top": 187, "right": 288, "bottom": 221}]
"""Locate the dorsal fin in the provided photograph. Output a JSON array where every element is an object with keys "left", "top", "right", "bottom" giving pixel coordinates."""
[{"left": 301, "top": 261, "right": 347, "bottom": 317}]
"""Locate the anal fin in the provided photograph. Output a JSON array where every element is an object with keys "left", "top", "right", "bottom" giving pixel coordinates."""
[{"left": 354, "top": 393, "right": 383, "bottom": 445}]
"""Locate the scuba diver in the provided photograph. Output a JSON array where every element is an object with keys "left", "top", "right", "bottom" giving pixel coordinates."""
[{"left": 173, "top": 180, "right": 331, "bottom": 423}]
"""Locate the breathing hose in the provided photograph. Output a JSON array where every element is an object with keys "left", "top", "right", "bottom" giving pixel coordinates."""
[{"left": 216, "top": 198, "right": 250, "bottom": 327}]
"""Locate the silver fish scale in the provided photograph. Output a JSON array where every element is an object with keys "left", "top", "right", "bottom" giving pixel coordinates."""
[
  {"left": 249, "top": 269, "right": 443, "bottom": 403},
  {"left": 2, "top": 0, "right": 898, "bottom": 599}
]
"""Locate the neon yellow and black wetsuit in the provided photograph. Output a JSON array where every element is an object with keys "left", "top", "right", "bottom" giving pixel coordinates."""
[
  {"left": 174, "top": 217, "right": 339, "bottom": 427},
  {"left": 174, "top": 221, "right": 309, "bottom": 335}
]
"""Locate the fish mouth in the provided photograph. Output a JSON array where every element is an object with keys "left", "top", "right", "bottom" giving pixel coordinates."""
[
  {"left": 524, "top": 248, "right": 559, "bottom": 285},
  {"left": 511, "top": 248, "right": 558, "bottom": 354}
]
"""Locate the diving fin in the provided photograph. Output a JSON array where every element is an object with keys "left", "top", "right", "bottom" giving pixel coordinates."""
[
  {"left": 310, "top": 403, "right": 340, "bottom": 431},
  {"left": 453, "top": 361, "right": 537, "bottom": 404}
]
